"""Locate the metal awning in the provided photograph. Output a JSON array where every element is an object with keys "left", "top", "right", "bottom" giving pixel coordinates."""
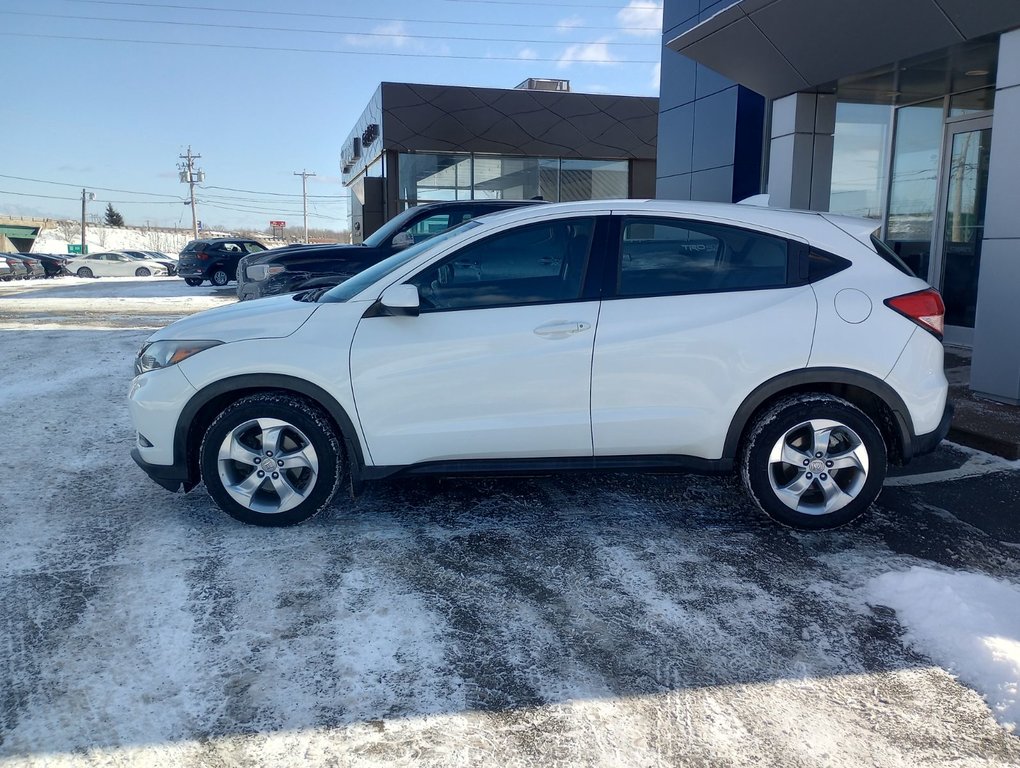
[{"left": 667, "top": 0, "right": 1020, "bottom": 98}]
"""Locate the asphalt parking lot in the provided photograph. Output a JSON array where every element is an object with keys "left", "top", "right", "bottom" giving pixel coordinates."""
[{"left": 1, "top": 277, "right": 1018, "bottom": 767}]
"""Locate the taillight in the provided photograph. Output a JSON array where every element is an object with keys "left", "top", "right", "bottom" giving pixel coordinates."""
[
  {"left": 885, "top": 288, "right": 945, "bottom": 339},
  {"left": 196, "top": 251, "right": 209, "bottom": 260}
]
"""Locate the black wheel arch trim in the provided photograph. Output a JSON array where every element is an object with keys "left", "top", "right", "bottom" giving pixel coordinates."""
[
  {"left": 173, "top": 374, "right": 366, "bottom": 488},
  {"left": 723, "top": 367, "right": 915, "bottom": 461}
]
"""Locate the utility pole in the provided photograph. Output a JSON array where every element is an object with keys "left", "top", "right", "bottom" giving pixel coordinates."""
[
  {"left": 294, "top": 169, "right": 316, "bottom": 242},
  {"left": 178, "top": 146, "right": 204, "bottom": 240},
  {"left": 80, "top": 188, "right": 95, "bottom": 254}
]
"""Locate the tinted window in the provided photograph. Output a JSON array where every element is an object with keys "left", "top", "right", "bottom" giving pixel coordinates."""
[
  {"left": 870, "top": 233, "right": 915, "bottom": 277},
  {"left": 618, "top": 217, "right": 789, "bottom": 297},
  {"left": 409, "top": 218, "right": 594, "bottom": 311}
]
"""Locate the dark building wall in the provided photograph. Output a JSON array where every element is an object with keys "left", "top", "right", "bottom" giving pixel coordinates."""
[
  {"left": 657, "top": 0, "right": 766, "bottom": 202},
  {"left": 378, "top": 82, "right": 658, "bottom": 160}
]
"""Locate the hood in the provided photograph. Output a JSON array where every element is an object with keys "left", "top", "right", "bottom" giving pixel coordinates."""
[{"left": 148, "top": 294, "right": 318, "bottom": 344}]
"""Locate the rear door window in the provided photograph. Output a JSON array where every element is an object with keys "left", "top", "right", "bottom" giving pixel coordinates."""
[{"left": 617, "top": 217, "right": 789, "bottom": 297}]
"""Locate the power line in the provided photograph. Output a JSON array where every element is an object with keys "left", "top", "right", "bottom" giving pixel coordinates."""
[
  {"left": 60, "top": 0, "right": 660, "bottom": 33},
  {"left": 0, "top": 172, "right": 185, "bottom": 199},
  {"left": 441, "top": 0, "right": 659, "bottom": 7},
  {"left": 199, "top": 184, "right": 346, "bottom": 199},
  {"left": 1, "top": 11, "right": 660, "bottom": 47},
  {"left": 0, "top": 31, "right": 657, "bottom": 63},
  {"left": 0, "top": 188, "right": 185, "bottom": 204}
]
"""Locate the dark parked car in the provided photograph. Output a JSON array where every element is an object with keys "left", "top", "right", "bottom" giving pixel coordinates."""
[
  {"left": 32, "top": 253, "right": 71, "bottom": 278},
  {"left": 3, "top": 254, "right": 44, "bottom": 279},
  {"left": 236, "top": 199, "right": 547, "bottom": 301},
  {"left": 177, "top": 238, "right": 268, "bottom": 287},
  {"left": 3, "top": 255, "right": 28, "bottom": 279}
]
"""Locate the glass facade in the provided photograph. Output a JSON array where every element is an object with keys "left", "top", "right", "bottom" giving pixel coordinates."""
[
  {"left": 398, "top": 153, "right": 628, "bottom": 209},
  {"left": 828, "top": 102, "right": 892, "bottom": 219}
]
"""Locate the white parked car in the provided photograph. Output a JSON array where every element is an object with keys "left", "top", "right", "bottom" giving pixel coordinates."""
[
  {"left": 69, "top": 251, "right": 168, "bottom": 278},
  {"left": 129, "top": 200, "right": 951, "bottom": 529}
]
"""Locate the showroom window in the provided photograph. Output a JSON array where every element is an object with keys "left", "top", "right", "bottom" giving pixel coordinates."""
[
  {"left": 408, "top": 217, "right": 595, "bottom": 311},
  {"left": 398, "top": 153, "right": 630, "bottom": 207},
  {"left": 618, "top": 218, "right": 788, "bottom": 297}
]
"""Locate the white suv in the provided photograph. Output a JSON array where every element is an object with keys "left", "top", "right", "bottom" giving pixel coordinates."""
[{"left": 129, "top": 200, "right": 951, "bottom": 529}]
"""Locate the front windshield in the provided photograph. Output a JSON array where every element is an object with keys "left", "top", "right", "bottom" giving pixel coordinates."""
[
  {"left": 361, "top": 206, "right": 420, "bottom": 248},
  {"left": 321, "top": 220, "right": 481, "bottom": 303}
]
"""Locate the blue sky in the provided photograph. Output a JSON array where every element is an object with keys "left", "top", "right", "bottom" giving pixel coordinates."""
[{"left": 1, "top": 0, "right": 662, "bottom": 231}]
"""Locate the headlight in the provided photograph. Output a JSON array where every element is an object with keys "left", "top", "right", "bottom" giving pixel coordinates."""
[
  {"left": 135, "top": 340, "right": 222, "bottom": 375},
  {"left": 245, "top": 264, "right": 286, "bottom": 281}
]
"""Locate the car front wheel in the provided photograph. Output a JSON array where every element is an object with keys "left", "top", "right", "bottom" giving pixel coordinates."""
[
  {"left": 740, "top": 394, "right": 886, "bottom": 530},
  {"left": 199, "top": 393, "right": 344, "bottom": 526},
  {"left": 135, "top": 267, "right": 151, "bottom": 277}
]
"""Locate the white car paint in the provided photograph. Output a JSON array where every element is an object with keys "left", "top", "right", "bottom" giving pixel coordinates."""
[
  {"left": 128, "top": 199, "right": 950, "bottom": 521},
  {"left": 68, "top": 252, "right": 168, "bottom": 277}
]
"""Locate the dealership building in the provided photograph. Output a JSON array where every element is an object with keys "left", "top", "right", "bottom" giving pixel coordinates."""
[
  {"left": 340, "top": 80, "right": 657, "bottom": 242},
  {"left": 658, "top": 0, "right": 1020, "bottom": 405}
]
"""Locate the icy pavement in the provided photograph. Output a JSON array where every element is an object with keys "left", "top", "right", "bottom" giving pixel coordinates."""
[{"left": 1, "top": 278, "right": 1018, "bottom": 766}]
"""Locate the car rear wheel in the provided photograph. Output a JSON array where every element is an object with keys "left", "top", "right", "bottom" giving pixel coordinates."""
[
  {"left": 184, "top": 277, "right": 203, "bottom": 287},
  {"left": 135, "top": 267, "right": 151, "bottom": 277},
  {"left": 210, "top": 268, "right": 230, "bottom": 286},
  {"left": 76, "top": 267, "right": 94, "bottom": 279},
  {"left": 740, "top": 394, "right": 886, "bottom": 530},
  {"left": 199, "top": 393, "right": 345, "bottom": 526}
]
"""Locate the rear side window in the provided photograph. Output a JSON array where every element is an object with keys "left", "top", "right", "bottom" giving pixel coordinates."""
[
  {"left": 870, "top": 232, "right": 915, "bottom": 277},
  {"left": 618, "top": 217, "right": 789, "bottom": 297},
  {"left": 244, "top": 242, "right": 267, "bottom": 253}
]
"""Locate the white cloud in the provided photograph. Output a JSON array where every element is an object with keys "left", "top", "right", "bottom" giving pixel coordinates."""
[
  {"left": 556, "top": 16, "right": 585, "bottom": 32},
  {"left": 650, "top": 62, "right": 661, "bottom": 91},
  {"left": 518, "top": 48, "right": 538, "bottom": 61},
  {"left": 557, "top": 37, "right": 618, "bottom": 69},
  {"left": 617, "top": 0, "right": 662, "bottom": 37},
  {"left": 344, "top": 21, "right": 412, "bottom": 49}
]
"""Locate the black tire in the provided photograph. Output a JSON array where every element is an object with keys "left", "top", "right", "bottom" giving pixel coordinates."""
[
  {"left": 135, "top": 266, "right": 151, "bottom": 277},
  {"left": 740, "top": 394, "right": 887, "bottom": 530},
  {"left": 210, "top": 267, "right": 230, "bottom": 287},
  {"left": 184, "top": 277, "right": 203, "bottom": 287},
  {"left": 199, "top": 393, "right": 345, "bottom": 526},
  {"left": 76, "top": 267, "right": 94, "bottom": 279}
]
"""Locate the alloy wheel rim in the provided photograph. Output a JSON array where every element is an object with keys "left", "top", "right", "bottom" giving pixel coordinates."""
[
  {"left": 216, "top": 417, "right": 319, "bottom": 514},
  {"left": 767, "top": 418, "right": 869, "bottom": 516}
]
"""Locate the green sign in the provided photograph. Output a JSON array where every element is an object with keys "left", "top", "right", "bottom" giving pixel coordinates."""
[{"left": 67, "top": 244, "right": 87, "bottom": 254}]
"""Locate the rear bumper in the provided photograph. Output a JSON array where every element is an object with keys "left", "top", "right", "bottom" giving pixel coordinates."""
[{"left": 911, "top": 400, "right": 954, "bottom": 458}]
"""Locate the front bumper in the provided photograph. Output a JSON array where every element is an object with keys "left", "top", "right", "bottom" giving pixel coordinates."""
[
  {"left": 912, "top": 400, "right": 954, "bottom": 458},
  {"left": 131, "top": 447, "right": 191, "bottom": 492}
]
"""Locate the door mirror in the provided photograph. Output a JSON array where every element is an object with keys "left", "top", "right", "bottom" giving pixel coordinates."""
[
  {"left": 372, "top": 283, "right": 420, "bottom": 317},
  {"left": 391, "top": 231, "right": 415, "bottom": 251}
]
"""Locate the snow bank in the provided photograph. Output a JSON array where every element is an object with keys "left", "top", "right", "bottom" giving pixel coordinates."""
[
  {"left": 32, "top": 225, "right": 193, "bottom": 258},
  {"left": 868, "top": 566, "right": 1020, "bottom": 732}
]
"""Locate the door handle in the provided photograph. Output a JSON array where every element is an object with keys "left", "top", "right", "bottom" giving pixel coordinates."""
[{"left": 533, "top": 321, "right": 592, "bottom": 339}]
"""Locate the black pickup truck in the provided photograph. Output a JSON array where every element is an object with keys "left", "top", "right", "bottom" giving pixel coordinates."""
[{"left": 236, "top": 199, "right": 545, "bottom": 301}]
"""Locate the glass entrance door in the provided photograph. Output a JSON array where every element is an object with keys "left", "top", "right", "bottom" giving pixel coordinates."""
[{"left": 931, "top": 117, "right": 992, "bottom": 346}]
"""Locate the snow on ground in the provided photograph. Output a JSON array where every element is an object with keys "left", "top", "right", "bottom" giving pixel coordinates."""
[
  {"left": 31, "top": 225, "right": 193, "bottom": 258},
  {"left": 1, "top": 278, "right": 1019, "bottom": 766},
  {"left": 868, "top": 567, "right": 1020, "bottom": 732}
]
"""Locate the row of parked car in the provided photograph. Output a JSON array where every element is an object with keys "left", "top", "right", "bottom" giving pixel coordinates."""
[
  {"left": 170, "top": 200, "right": 544, "bottom": 299},
  {"left": 2, "top": 253, "right": 73, "bottom": 280}
]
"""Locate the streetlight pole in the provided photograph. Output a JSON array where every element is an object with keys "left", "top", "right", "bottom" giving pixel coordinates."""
[{"left": 294, "top": 169, "right": 316, "bottom": 242}]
